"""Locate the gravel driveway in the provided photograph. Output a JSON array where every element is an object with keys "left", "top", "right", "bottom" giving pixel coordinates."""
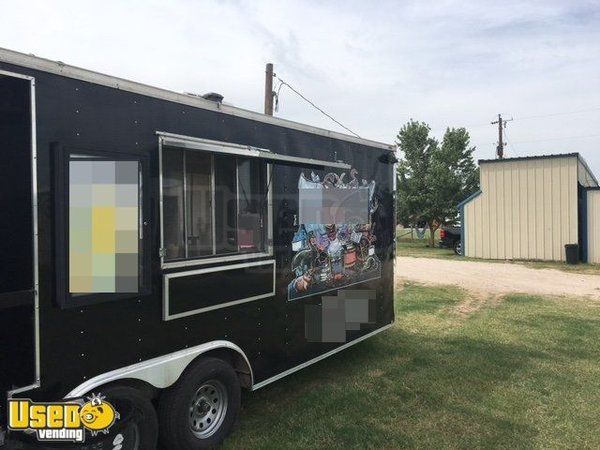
[{"left": 396, "top": 256, "right": 600, "bottom": 300}]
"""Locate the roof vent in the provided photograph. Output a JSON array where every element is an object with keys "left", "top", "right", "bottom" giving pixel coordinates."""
[{"left": 201, "top": 92, "right": 224, "bottom": 103}]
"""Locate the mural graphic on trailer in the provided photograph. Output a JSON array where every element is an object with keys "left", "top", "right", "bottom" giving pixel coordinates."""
[{"left": 288, "top": 168, "right": 381, "bottom": 301}]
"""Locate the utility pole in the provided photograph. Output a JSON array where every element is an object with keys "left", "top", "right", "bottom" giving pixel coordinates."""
[
  {"left": 264, "top": 63, "right": 274, "bottom": 116},
  {"left": 491, "top": 113, "right": 512, "bottom": 159}
]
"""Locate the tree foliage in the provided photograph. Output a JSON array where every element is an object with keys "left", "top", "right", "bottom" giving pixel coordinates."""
[{"left": 396, "top": 120, "right": 479, "bottom": 246}]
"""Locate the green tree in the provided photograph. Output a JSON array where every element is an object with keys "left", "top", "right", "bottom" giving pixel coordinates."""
[
  {"left": 424, "top": 127, "right": 479, "bottom": 246},
  {"left": 396, "top": 122, "right": 479, "bottom": 247},
  {"left": 396, "top": 120, "right": 438, "bottom": 229}
]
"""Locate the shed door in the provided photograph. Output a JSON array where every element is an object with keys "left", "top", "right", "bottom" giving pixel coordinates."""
[{"left": 0, "top": 71, "right": 37, "bottom": 399}]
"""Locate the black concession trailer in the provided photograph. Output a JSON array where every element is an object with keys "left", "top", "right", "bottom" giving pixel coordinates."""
[{"left": 0, "top": 47, "right": 395, "bottom": 449}]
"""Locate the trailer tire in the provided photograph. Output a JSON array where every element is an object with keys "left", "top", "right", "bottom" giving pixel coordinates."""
[
  {"left": 33, "top": 386, "right": 158, "bottom": 450},
  {"left": 454, "top": 240, "right": 462, "bottom": 256},
  {"left": 158, "top": 357, "right": 241, "bottom": 449},
  {"left": 92, "top": 385, "right": 158, "bottom": 449}
]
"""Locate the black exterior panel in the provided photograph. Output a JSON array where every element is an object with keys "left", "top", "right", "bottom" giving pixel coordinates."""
[
  {"left": 0, "top": 75, "right": 33, "bottom": 293},
  {"left": 167, "top": 262, "right": 274, "bottom": 316},
  {"left": 0, "top": 59, "right": 395, "bottom": 415}
]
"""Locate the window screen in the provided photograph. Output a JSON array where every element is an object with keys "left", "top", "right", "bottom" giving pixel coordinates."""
[{"left": 68, "top": 156, "right": 141, "bottom": 293}]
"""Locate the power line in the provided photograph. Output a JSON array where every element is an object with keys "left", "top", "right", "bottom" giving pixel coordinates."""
[
  {"left": 503, "top": 127, "right": 521, "bottom": 158},
  {"left": 273, "top": 74, "right": 361, "bottom": 138},
  {"left": 513, "top": 107, "right": 600, "bottom": 121},
  {"left": 510, "top": 133, "right": 600, "bottom": 144},
  {"left": 472, "top": 132, "right": 600, "bottom": 148},
  {"left": 436, "top": 106, "right": 600, "bottom": 131}
]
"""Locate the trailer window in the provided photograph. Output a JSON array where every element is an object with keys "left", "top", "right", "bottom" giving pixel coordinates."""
[
  {"left": 161, "top": 148, "right": 269, "bottom": 263},
  {"left": 68, "top": 156, "right": 143, "bottom": 294}
]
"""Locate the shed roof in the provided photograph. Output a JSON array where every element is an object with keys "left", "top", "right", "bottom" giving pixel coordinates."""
[{"left": 478, "top": 153, "right": 598, "bottom": 188}]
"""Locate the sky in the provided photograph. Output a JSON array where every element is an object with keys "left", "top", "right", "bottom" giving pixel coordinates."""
[{"left": 1, "top": 0, "right": 599, "bottom": 172}]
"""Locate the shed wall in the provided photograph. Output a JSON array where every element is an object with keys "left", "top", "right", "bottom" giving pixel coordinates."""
[
  {"left": 587, "top": 190, "right": 600, "bottom": 263},
  {"left": 464, "top": 157, "right": 579, "bottom": 261}
]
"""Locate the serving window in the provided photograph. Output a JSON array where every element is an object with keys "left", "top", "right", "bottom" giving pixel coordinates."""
[{"left": 161, "top": 145, "right": 271, "bottom": 266}]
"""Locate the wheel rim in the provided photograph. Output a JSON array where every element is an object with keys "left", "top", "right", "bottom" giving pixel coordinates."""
[{"left": 189, "top": 380, "right": 228, "bottom": 439}]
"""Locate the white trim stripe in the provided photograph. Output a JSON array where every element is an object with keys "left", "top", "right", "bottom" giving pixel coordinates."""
[{"left": 251, "top": 323, "right": 393, "bottom": 390}]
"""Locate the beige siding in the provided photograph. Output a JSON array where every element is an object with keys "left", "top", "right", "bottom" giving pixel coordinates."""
[
  {"left": 587, "top": 190, "right": 600, "bottom": 264},
  {"left": 463, "top": 156, "right": 579, "bottom": 261},
  {"left": 579, "top": 160, "right": 598, "bottom": 187}
]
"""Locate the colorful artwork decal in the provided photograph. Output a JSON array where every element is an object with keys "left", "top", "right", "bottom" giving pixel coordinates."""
[
  {"left": 69, "top": 158, "right": 140, "bottom": 293},
  {"left": 288, "top": 169, "right": 381, "bottom": 301}
]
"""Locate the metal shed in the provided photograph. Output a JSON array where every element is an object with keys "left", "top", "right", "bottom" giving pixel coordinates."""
[
  {"left": 460, "top": 153, "right": 598, "bottom": 262},
  {"left": 585, "top": 188, "right": 600, "bottom": 263}
]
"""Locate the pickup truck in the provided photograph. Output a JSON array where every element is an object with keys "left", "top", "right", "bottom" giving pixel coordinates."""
[{"left": 439, "top": 226, "right": 462, "bottom": 255}]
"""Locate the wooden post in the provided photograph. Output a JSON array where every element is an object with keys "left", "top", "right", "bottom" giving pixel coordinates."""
[{"left": 264, "top": 63, "right": 274, "bottom": 116}]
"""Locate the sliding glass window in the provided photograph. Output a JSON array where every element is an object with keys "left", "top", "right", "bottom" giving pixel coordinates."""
[
  {"left": 186, "top": 151, "right": 213, "bottom": 257},
  {"left": 161, "top": 147, "right": 269, "bottom": 263}
]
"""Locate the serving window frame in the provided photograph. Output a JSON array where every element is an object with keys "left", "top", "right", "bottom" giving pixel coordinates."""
[{"left": 158, "top": 136, "right": 274, "bottom": 270}]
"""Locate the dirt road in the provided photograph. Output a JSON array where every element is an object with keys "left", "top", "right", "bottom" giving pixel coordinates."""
[{"left": 396, "top": 256, "right": 600, "bottom": 299}]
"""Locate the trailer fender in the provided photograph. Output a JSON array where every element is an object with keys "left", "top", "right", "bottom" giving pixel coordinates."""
[{"left": 64, "top": 340, "right": 253, "bottom": 399}]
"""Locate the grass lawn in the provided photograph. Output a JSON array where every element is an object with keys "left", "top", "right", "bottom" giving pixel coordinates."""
[
  {"left": 223, "top": 284, "right": 600, "bottom": 449},
  {"left": 396, "top": 240, "right": 458, "bottom": 259},
  {"left": 396, "top": 240, "right": 600, "bottom": 275}
]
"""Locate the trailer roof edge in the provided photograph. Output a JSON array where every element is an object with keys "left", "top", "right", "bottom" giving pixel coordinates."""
[{"left": 0, "top": 47, "right": 394, "bottom": 151}]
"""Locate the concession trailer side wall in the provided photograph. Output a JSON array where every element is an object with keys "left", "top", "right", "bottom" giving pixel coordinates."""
[{"left": 0, "top": 47, "right": 395, "bottom": 449}]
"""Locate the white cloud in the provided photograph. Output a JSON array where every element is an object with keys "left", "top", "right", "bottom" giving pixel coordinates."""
[{"left": 1, "top": 0, "right": 599, "bottom": 171}]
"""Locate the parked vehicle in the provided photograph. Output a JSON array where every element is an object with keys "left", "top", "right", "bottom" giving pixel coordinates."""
[
  {"left": 0, "top": 48, "right": 395, "bottom": 449},
  {"left": 439, "top": 226, "right": 462, "bottom": 255}
]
